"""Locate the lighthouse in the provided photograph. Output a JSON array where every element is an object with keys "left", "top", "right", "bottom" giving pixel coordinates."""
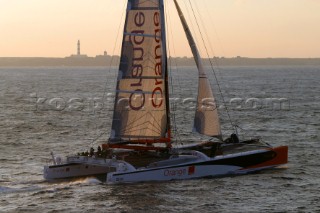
[
  {"left": 69, "top": 40, "right": 87, "bottom": 58},
  {"left": 77, "top": 40, "right": 80, "bottom": 55}
]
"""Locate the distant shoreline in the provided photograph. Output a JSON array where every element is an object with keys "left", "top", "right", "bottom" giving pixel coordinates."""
[{"left": 1, "top": 56, "right": 320, "bottom": 67}]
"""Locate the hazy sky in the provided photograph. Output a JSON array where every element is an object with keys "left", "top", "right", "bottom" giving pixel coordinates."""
[{"left": 1, "top": 0, "right": 320, "bottom": 58}]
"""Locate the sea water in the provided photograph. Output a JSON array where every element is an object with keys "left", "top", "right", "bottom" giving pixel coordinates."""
[{"left": 0, "top": 66, "right": 319, "bottom": 212}]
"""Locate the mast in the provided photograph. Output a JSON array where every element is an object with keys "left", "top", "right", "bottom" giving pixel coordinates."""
[
  {"left": 173, "top": 0, "right": 222, "bottom": 138},
  {"left": 109, "top": 0, "right": 171, "bottom": 149},
  {"left": 160, "top": 0, "right": 172, "bottom": 146}
]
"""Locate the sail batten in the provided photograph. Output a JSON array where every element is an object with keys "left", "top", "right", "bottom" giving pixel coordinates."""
[
  {"left": 110, "top": 0, "right": 170, "bottom": 144},
  {"left": 124, "top": 32, "right": 161, "bottom": 39},
  {"left": 174, "top": 0, "right": 221, "bottom": 137},
  {"left": 116, "top": 90, "right": 163, "bottom": 95}
]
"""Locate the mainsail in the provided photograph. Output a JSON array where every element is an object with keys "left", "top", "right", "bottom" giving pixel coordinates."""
[
  {"left": 174, "top": 0, "right": 221, "bottom": 138},
  {"left": 110, "top": 0, "right": 170, "bottom": 144}
]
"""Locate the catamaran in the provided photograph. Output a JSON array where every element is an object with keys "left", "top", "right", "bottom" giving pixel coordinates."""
[
  {"left": 44, "top": 0, "right": 288, "bottom": 183},
  {"left": 103, "top": 0, "right": 288, "bottom": 183}
]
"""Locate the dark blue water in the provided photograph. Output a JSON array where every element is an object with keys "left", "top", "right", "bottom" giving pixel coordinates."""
[{"left": 0, "top": 66, "right": 319, "bottom": 212}]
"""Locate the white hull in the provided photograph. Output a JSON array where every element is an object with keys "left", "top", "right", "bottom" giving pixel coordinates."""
[
  {"left": 107, "top": 164, "right": 241, "bottom": 183},
  {"left": 44, "top": 164, "right": 112, "bottom": 180},
  {"left": 107, "top": 146, "right": 288, "bottom": 184}
]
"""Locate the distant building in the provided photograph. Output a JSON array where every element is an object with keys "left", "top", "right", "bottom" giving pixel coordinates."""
[{"left": 95, "top": 50, "right": 109, "bottom": 59}]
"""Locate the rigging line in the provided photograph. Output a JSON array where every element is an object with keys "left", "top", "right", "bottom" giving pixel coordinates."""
[
  {"left": 233, "top": 124, "right": 260, "bottom": 140},
  {"left": 164, "top": 0, "right": 175, "bottom": 136},
  {"left": 123, "top": 117, "right": 163, "bottom": 133},
  {"left": 122, "top": 111, "right": 164, "bottom": 133},
  {"left": 117, "top": 110, "right": 149, "bottom": 130},
  {"left": 115, "top": 111, "right": 161, "bottom": 132},
  {"left": 193, "top": 0, "right": 224, "bottom": 82},
  {"left": 147, "top": 110, "right": 165, "bottom": 131},
  {"left": 138, "top": 102, "right": 152, "bottom": 138},
  {"left": 121, "top": 126, "right": 162, "bottom": 136},
  {"left": 188, "top": 0, "right": 235, "bottom": 131},
  {"left": 109, "top": 2, "right": 134, "bottom": 129},
  {"left": 188, "top": 1, "right": 217, "bottom": 86},
  {"left": 192, "top": 1, "right": 213, "bottom": 56},
  {"left": 91, "top": 0, "right": 127, "bottom": 145},
  {"left": 165, "top": 0, "right": 182, "bottom": 143},
  {"left": 91, "top": 129, "right": 110, "bottom": 143},
  {"left": 141, "top": 112, "right": 154, "bottom": 137},
  {"left": 182, "top": 1, "right": 218, "bottom": 141},
  {"left": 192, "top": 0, "right": 227, "bottom": 123},
  {"left": 121, "top": 121, "right": 162, "bottom": 135},
  {"left": 182, "top": 0, "right": 202, "bottom": 58},
  {"left": 168, "top": 0, "right": 191, "bottom": 143}
]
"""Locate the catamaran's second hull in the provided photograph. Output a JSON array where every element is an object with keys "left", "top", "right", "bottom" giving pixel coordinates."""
[
  {"left": 43, "top": 156, "right": 121, "bottom": 181},
  {"left": 106, "top": 146, "right": 288, "bottom": 184},
  {"left": 44, "top": 163, "right": 115, "bottom": 181}
]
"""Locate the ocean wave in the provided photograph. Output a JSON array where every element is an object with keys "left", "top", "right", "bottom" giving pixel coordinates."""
[{"left": 0, "top": 185, "right": 41, "bottom": 194}]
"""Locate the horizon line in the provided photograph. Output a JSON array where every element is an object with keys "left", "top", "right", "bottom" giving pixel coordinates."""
[{"left": 1, "top": 56, "right": 320, "bottom": 59}]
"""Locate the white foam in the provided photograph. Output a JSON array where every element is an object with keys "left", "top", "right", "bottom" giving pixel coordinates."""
[{"left": 69, "top": 177, "right": 102, "bottom": 185}]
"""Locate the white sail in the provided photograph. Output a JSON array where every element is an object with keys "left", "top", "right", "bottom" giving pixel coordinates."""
[
  {"left": 110, "top": 0, "right": 170, "bottom": 143},
  {"left": 174, "top": 0, "right": 221, "bottom": 137}
]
